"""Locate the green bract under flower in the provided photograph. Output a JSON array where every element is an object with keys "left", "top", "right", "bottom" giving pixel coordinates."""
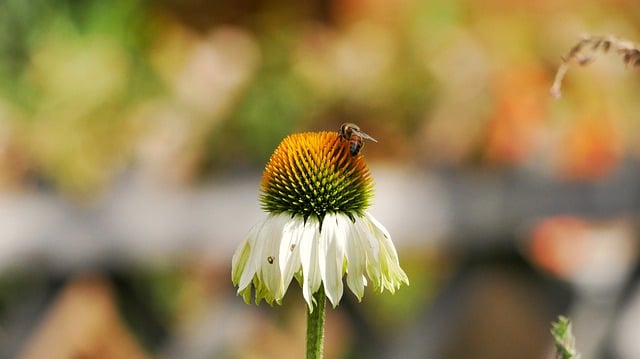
[
  {"left": 260, "top": 131, "right": 373, "bottom": 221},
  {"left": 232, "top": 130, "right": 408, "bottom": 311}
]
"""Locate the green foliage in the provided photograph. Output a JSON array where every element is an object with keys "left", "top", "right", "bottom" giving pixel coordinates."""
[
  {"left": 551, "top": 316, "right": 580, "bottom": 359},
  {"left": 200, "top": 24, "right": 320, "bottom": 172},
  {"left": 0, "top": 0, "right": 161, "bottom": 195}
]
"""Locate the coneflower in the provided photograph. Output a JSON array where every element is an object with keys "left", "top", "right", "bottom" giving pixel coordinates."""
[{"left": 231, "top": 129, "right": 408, "bottom": 358}]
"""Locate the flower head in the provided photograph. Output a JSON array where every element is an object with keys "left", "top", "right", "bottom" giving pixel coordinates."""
[{"left": 232, "top": 131, "right": 408, "bottom": 310}]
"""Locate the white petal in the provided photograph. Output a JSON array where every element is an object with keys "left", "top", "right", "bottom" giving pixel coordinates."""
[
  {"left": 354, "top": 216, "right": 382, "bottom": 290},
  {"left": 364, "top": 212, "right": 399, "bottom": 262},
  {"left": 279, "top": 215, "right": 304, "bottom": 292},
  {"left": 319, "top": 214, "right": 345, "bottom": 307},
  {"left": 231, "top": 222, "right": 257, "bottom": 285},
  {"left": 236, "top": 219, "right": 267, "bottom": 292},
  {"left": 299, "top": 216, "right": 321, "bottom": 311},
  {"left": 343, "top": 216, "right": 367, "bottom": 301},
  {"left": 258, "top": 213, "right": 289, "bottom": 301},
  {"left": 364, "top": 212, "right": 409, "bottom": 291}
]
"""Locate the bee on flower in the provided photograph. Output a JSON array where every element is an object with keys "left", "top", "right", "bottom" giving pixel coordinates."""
[
  {"left": 339, "top": 122, "right": 378, "bottom": 156},
  {"left": 231, "top": 124, "right": 408, "bottom": 312}
]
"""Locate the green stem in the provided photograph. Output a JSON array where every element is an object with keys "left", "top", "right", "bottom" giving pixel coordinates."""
[{"left": 306, "top": 286, "right": 326, "bottom": 359}]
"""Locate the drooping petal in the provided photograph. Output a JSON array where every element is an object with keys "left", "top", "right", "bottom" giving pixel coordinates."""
[
  {"left": 231, "top": 221, "right": 259, "bottom": 286},
  {"left": 319, "top": 214, "right": 345, "bottom": 307},
  {"left": 258, "top": 213, "right": 289, "bottom": 303},
  {"left": 343, "top": 216, "right": 367, "bottom": 301},
  {"left": 232, "top": 226, "right": 257, "bottom": 305},
  {"left": 236, "top": 219, "right": 268, "bottom": 296},
  {"left": 354, "top": 216, "right": 382, "bottom": 291},
  {"left": 279, "top": 215, "right": 304, "bottom": 293},
  {"left": 299, "top": 216, "right": 321, "bottom": 311},
  {"left": 363, "top": 212, "right": 409, "bottom": 292}
]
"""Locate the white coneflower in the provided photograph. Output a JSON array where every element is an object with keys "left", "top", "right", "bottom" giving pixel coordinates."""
[{"left": 232, "top": 130, "right": 408, "bottom": 311}]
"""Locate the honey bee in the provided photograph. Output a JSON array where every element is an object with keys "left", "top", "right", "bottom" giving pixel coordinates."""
[{"left": 339, "top": 123, "right": 378, "bottom": 156}]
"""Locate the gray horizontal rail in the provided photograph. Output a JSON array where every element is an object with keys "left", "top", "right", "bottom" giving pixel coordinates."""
[{"left": 0, "top": 160, "right": 638, "bottom": 271}]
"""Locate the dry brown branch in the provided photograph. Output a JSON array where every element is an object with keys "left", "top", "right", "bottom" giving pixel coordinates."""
[{"left": 550, "top": 35, "right": 640, "bottom": 98}]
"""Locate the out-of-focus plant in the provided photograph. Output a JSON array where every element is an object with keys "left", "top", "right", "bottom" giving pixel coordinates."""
[
  {"left": 0, "top": 0, "right": 157, "bottom": 195},
  {"left": 551, "top": 316, "right": 580, "bottom": 359},
  {"left": 1, "top": 0, "right": 640, "bottom": 194},
  {"left": 209, "top": 25, "right": 316, "bottom": 169}
]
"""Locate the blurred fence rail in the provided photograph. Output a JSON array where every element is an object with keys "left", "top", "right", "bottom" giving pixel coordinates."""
[{"left": 0, "top": 161, "right": 639, "bottom": 271}]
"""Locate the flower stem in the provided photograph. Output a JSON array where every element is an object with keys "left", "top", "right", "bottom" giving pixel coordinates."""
[{"left": 306, "top": 286, "right": 326, "bottom": 359}]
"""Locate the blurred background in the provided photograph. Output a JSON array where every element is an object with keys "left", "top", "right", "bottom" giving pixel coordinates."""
[{"left": 1, "top": 0, "right": 640, "bottom": 358}]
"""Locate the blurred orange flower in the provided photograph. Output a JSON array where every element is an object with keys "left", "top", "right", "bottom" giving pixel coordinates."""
[
  {"left": 484, "top": 66, "right": 549, "bottom": 165},
  {"left": 557, "top": 116, "right": 621, "bottom": 180}
]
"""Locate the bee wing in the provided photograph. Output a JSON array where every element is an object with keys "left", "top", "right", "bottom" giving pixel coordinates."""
[{"left": 357, "top": 131, "right": 378, "bottom": 143}]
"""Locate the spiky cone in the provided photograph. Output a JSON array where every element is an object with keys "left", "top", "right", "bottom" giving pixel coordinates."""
[{"left": 231, "top": 131, "right": 408, "bottom": 311}]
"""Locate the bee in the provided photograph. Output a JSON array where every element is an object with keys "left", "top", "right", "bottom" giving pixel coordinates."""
[{"left": 339, "top": 123, "right": 378, "bottom": 156}]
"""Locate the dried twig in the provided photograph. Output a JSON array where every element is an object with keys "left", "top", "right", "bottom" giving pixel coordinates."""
[{"left": 550, "top": 35, "right": 640, "bottom": 98}]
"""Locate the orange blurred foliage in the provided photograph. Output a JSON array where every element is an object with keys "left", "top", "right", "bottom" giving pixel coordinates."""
[
  {"left": 484, "top": 66, "right": 550, "bottom": 165},
  {"left": 557, "top": 116, "right": 622, "bottom": 180}
]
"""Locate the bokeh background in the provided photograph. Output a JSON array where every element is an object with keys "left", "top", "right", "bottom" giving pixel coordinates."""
[{"left": 1, "top": 0, "right": 640, "bottom": 358}]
